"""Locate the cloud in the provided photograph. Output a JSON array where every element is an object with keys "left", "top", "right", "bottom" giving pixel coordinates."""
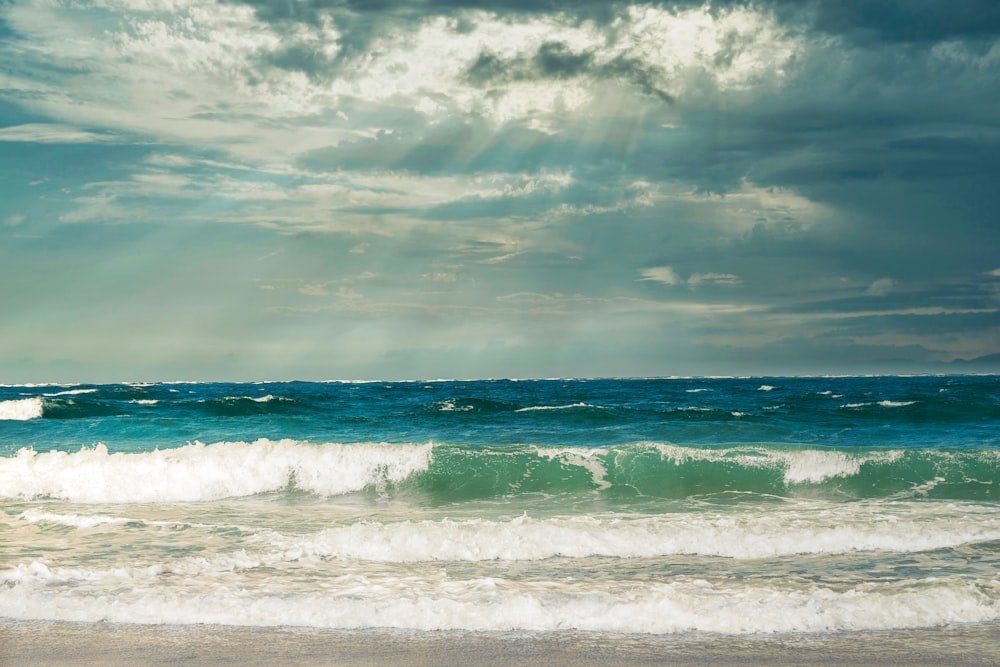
[
  {"left": 640, "top": 266, "right": 682, "bottom": 285},
  {"left": 688, "top": 272, "right": 743, "bottom": 288},
  {"left": 465, "top": 40, "right": 675, "bottom": 103},
  {"left": 336, "top": 287, "right": 363, "bottom": 301},
  {"left": 0, "top": 123, "right": 114, "bottom": 143},
  {"left": 640, "top": 268, "right": 743, "bottom": 289},
  {"left": 422, "top": 272, "right": 459, "bottom": 283},
  {"left": 298, "top": 283, "right": 330, "bottom": 296},
  {"left": 805, "top": 0, "right": 1000, "bottom": 43},
  {"left": 3, "top": 0, "right": 1000, "bottom": 379},
  {"left": 865, "top": 277, "right": 896, "bottom": 297}
]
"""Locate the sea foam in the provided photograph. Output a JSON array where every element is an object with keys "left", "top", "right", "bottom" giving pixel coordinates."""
[
  {"left": 0, "top": 439, "right": 433, "bottom": 503},
  {"left": 2, "top": 565, "right": 997, "bottom": 633},
  {"left": 0, "top": 397, "right": 43, "bottom": 420},
  {"left": 256, "top": 505, "right": 1000, "bottom": 561},
  {"left": 648, "top": 442, "right": 899, "bottom": 485}
]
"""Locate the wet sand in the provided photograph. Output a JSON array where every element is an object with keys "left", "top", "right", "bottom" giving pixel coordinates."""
[{"left": 3, "top": 621, "right": 1000, "bottom": 666}]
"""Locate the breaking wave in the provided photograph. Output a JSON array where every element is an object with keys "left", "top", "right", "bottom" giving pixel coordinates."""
[{"left": 2, "top": 440, "right": 998, "bottom": 503}]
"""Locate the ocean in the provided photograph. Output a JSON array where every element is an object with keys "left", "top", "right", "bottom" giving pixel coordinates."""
[{"left": 2, "top": 376, "right": 999, "bottom": 637}]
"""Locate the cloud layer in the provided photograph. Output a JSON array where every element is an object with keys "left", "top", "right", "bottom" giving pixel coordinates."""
[{"left": 1, "top": 0, "right": 998, "bottom": 380}]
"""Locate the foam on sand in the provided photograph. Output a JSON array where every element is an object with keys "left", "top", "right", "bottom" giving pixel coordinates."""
[{"left": 2, "top": 562, "right": 998, "bottom": 633}]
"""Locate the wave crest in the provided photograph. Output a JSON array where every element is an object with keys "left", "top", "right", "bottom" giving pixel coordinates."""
[
  {"left": 0, "top": 439, "right": 433, "bottom": 503},
  {"left": 0, "top": 398, "right": 44, "bottom": 421}
]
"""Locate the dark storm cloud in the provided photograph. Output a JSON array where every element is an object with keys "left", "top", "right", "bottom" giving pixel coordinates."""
[
  {"left": 805, "top": 0, "right": 1000, "bottom": 43},
  {"left": 226, "top": 0, "right": 622, "bottom": 79},
  {"left": 229, "top": 0, "right": 1000, "bottom": 43},
  {"left": 231, "top": 0, "right": 622, "bottom": 25},
  {"left": 232, "top": 0, "right": 1000, "bottom": 97},
  {"left": 466, "top": 43, "right": 674, "bottom": 102},
  {"left": 465, "top": 42, "right": 596, "bottom": 85},
  {"left": 683, "top": 0, "right": 1000, "bottom": 43}
]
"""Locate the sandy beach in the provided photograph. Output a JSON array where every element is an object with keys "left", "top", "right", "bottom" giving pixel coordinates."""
[{"left": 3, "top": 620, "right": 1000, "bottom": 666}]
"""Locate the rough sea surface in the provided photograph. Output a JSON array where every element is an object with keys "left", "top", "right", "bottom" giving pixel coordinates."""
[{"left": 2, "top": 376, "right": 999, "bottom": 635}]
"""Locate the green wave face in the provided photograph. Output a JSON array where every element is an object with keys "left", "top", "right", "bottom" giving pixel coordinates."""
[{"left": 400, "top": 443, "right": 1000, "bottom": 502}]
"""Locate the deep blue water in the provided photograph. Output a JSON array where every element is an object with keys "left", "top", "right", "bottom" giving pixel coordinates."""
[{"left": 3, "top": 375, "right": 998, "bottom": 455}]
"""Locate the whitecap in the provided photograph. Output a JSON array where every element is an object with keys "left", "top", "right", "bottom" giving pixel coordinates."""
[
  {"left": 42, "top": 388, "right": 98, "bottom": 397},
  {"left": 515, "top": 402, "right": 597, "bottom": 412},
  {"left": 0, "top": 398, "right": 44, "bottom": 421},
  {"left": 0, "top": 439, "right": 433, "bottom": 503}
]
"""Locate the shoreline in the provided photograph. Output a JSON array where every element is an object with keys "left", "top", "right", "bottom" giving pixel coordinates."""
[{"left": 3, "top": 620, "right": 1000, "bottom": 666}]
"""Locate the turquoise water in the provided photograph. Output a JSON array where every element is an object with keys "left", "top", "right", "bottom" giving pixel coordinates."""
[{"left": 2, "top": 376, "right": 999, "bottom": 633}]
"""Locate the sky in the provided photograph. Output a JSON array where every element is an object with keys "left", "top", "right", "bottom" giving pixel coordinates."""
[{"left": 1, "top": 0, "right": 999, "bottom": 382}]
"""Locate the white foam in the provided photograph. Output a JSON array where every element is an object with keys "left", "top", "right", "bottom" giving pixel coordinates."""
[
  {"left": 878, "top": 400, "right": 916, "bottom": 407},
  {"left": 0, "top": 397, "right": 44, "bottom": 420},
  {"left": 685, "top": 388, "right": 711, "bottom": 393},
  {"left": 21, "top": 502, "right": 1000, "bottom": 562},
  {"left": 16, "top": 509, "right": 213, "bottom": 531},
  {"left": 18, "top": 510, "right": 131, "bottom": 529},
  {"left": 216, "top": 394, "right": 283, "bottom": 403},
  {"left": 42, "top": 389, "right": 97, "bottom": 397},
  {"left": 757, "top": 385, "right": 775, "bottom": 391},
  {"left": 535, "top": 447, "right": 611, "bottom": 490},
  {"left": 2, "top": 562, "right": 997, "bottom": 633},
  {"left": 438, "top": 399, "right": 473, "bottom": 412},
  {"left": 0, "top": 439, "right": 433, "bottom": 503},
  {"left": 781, "top": 450, "right": 876, "bottom": 484},
  {"left": 130, "top": 399, "right": 159, "bottom": 405},
  {"left": 649, "top": 443, "right": 899, "bottom": 485},
  {"left": 515, "top": 402, "right": 596, "bottom": 412},
  {"left": 257, "top": 505, "right": 1000, "bottom": 562}
]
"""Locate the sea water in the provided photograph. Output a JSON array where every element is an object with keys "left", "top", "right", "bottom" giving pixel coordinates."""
[{"left": 1, "top": 376, "right": 999, "bottom": 634}]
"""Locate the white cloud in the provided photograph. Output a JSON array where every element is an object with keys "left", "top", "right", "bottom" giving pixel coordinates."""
[
  {"left": 1, "top": 1, "right": 804, "bottom": 161},
  {"left": 640, "top": 266, "right": 682, "bottom": 285},
  {"left": 0, "top": 123, "right": 112, "bottom": 143},
  {"left": 422, "top": 272, "right": 459, "bottom": 283},
  {"left": 865, "top": 278, "right": 896, "bottom": 297},
  {"left": 642, "top": 267, "right": 743, "bottom": 288},
  {"left": 655, "top": 179, "right": 831, "bottom": 234},
  {"left": 335, "top": 287, "right": 363, "bottom": 301},
  {"left": 58, "top": 194, "right": 132, "bottom": 223},
  {"left": 298, "top": 284, "right": 330, "bottom": 296},
  {"left": 622, "top": 5, "right": 801, "bottom": 95},
  {"left": 688, "top": 272, "right": 742, "bottom": 288},
  {"left": 4, "top": 213, "right": 26, "bottom": 227}
]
